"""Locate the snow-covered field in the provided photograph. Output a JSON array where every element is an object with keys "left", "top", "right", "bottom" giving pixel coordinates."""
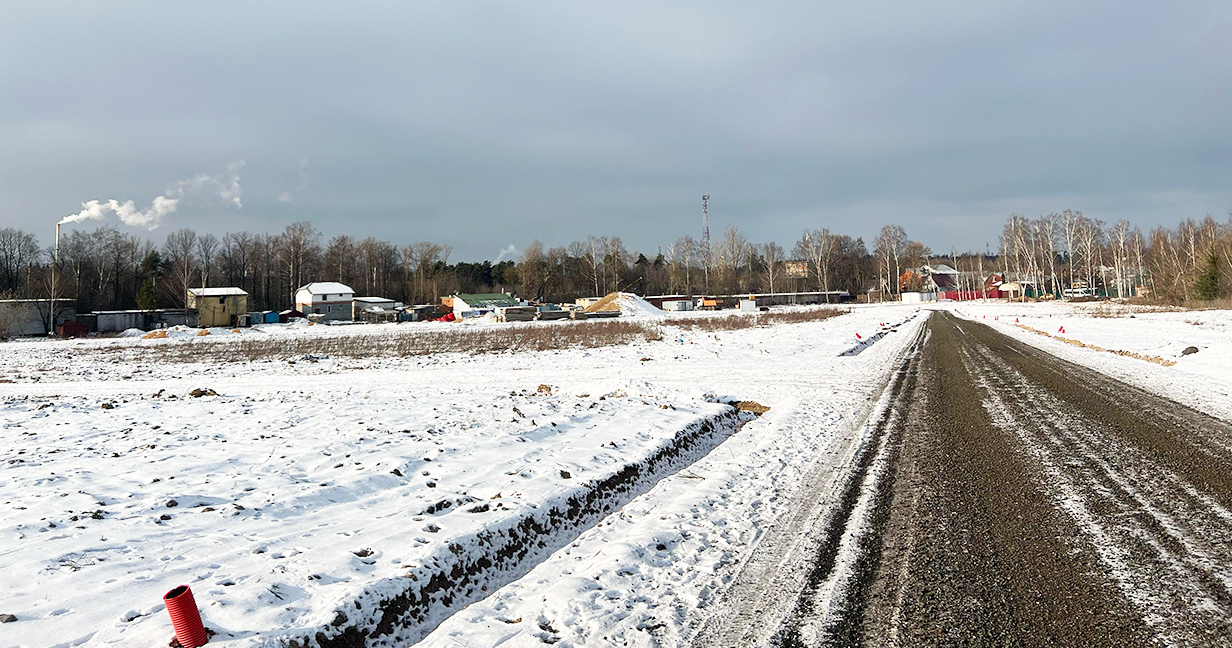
[
  {"left": 6, "top": 299, "right": 1225, "bottom": 648},
  {"left": 0, "top": 304, "right": 922, "bottom": 648}
]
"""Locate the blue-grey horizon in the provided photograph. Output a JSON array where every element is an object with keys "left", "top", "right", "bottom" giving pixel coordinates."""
[{"left": 2, "top": 1, "right": 1230, "bottom": 261}]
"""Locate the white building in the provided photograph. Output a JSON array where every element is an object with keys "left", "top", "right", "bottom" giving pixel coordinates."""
[{"left": 294, "top": 282, "right": 355, "bottom": 321}]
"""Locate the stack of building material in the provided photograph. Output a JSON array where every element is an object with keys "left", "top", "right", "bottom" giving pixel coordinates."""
[{"left": 495, "top": 306, "right": 536, "bottom": 322}]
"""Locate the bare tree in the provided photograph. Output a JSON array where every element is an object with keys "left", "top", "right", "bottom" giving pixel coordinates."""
[
  {"left": 0, "top": 228, "right": 40, "bottom": 295},
  {"left": 324, "top": 235, "right": 357, "bottom": 285},
  {"left": 162, "top": 228, "right": 197, "bottom": 307},
  {"left": 719, "top": 225, "right": 748, "bottom": 294},
  {"left": 1109, "top": 220, "right": 1132, "bottom": 298},
  {"left": 1061, "top": 209, "right": 1082, "bottom": 290},
  {"left": 793, "top": 228, "right": 834, "bottom": 294},
  {"left": 278, "top": 221, "right": 321, "bottom": 297},
  {"left": 667, "top": 236, "right": 696, "bottom": 295},
  {"left": 519, "top": 240, "right": 548, "bottom": 299},
  {"left": 873, "top": 225, "right": 907, "bottom": 298},
  {"left": 196, "top": 233, "right": 219, "bottom": 288},
  {"left": 761, "top": 242, "right": 784, "bottom": 295}
]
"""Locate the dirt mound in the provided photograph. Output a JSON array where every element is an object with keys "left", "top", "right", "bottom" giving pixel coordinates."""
[
  {"left": 584, "top": 292, "right": 666, "bottom": 317},
  {"left": 584, "top": 292, "right": 622, "bottom": 313}
]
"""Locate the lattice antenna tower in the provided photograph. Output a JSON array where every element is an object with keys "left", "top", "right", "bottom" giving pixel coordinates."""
[{"left": 701, "top": 194, "right": 710, "bottom": 244}]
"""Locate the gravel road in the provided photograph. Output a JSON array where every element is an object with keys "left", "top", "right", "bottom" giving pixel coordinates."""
[{"left": 697, "top": 310, "right": 1232, "bottom": 648}]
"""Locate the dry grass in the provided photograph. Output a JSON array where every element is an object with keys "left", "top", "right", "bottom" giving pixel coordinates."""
[
  {"left": 758, "top": 308, "right": 848, "bottom": 326},
  {"left": 1124, "top": 297, "right": 1232, "bottom": 312},
  {"left": 666, "top": 307, "right": 848, "bottom": 331},
  {"left": 97, "top": 319, "right": 663, "bottom": 363},
  {"left": 666, "top": 314, "right": 755, "bottom": 331}
]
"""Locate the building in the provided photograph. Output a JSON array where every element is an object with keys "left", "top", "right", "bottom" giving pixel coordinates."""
[
  {"left": 352, "top": 297, "right": 398, "bottom": 320},
  {"left": 0, "top": 299, "right": 76, "bottom": 338},
  {"left": 660, "top": 299, "right": 694, "bottom": 311},
  {"left": 453, "top": 293, "right": 521, "bottom": 318},
  {"left": 294, "top": 282, "right": 355, "bottom": 321},
  {"left": 80, "top": 309, "right": 198, "bottom": 333},
  {"left": 925, "top": 265, "right": 960, "bottom": 292},
  {"left": 899, "top": 269, "right": 922, "bottom": 292},
  {"left": 187, "top": 287, "right": 249, "bottom": 327}
]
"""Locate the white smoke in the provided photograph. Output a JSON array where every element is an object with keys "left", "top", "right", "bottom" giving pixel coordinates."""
[
  {"left": 59, "top": 161, "right": 245, "bottom": 230},
  {"left": 496, "top": 244, "right": 518, "bottom": 262},
  {"left": 173, "top": 160, "right": 244, "bottom": 209},
  {"left": 61, "top": 197, "right": 182, "bottom": 229}
]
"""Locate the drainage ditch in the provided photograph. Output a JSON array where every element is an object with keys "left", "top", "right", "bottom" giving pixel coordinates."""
[{"left": 284, "top": 402, "right": 762, "bottom": 648}]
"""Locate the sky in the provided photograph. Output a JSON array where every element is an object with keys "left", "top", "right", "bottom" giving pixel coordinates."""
[{"left": 2, "top": 1, "right": 1230, "bottom": 261}]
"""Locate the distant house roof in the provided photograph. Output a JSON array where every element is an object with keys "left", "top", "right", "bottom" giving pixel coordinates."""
[
  {"left": 455, "top": 293, "right": 518, "bottom": 308},
  {"left": 188, "top": 287, "right": 248, "bottom": 297},
  {"left": 353, "top": 296, "right": 395, "bottom": 303},
  {"left": 927, "top": 264, "right": 958, "bottom": 275},
  {"left": 298, "top": 282, "right": 354, "bottom": 295},
  {"left": 930, "top": 273, "right": 959, "bottom": 290}
]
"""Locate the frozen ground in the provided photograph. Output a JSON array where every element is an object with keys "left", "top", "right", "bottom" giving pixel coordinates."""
[{"left": 0, "top": 305, "right": 921, "bottom": 648}]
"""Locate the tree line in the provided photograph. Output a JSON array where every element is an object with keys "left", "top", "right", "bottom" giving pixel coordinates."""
[
  {"left": 0, "top": 210, "right": 1229, "bottom": 314},
  {"left": 993, "top": 210, "right": 1232, "bottom": 301}
]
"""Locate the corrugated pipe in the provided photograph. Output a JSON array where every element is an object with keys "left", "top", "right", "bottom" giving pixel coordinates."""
[{"left": 163, "top": 585, "right": 208, "bottom": 647}]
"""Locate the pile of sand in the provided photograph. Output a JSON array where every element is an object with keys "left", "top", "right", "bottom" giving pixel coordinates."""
[{"left": 584, "top": 292, "right": 666, "bottom": 317}]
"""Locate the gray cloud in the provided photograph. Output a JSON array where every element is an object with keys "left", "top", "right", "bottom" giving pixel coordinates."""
[{"left": 2, "top": 1, "right": 1230, "bottom": 258}]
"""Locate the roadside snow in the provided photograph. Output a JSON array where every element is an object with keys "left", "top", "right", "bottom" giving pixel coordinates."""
[
  {"left": 947, "top": 301, "right": 1232, "bottom": 422},
  {"left": 0, "top": 304, "right": 924, "bottom": 648}
]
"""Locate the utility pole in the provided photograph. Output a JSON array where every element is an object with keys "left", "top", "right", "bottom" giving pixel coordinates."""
[
  {"left": 50, "top": 222, "right": 61, "bottom": 336},
  {"left": 701, "top": 194, "right": 710, "bottom": 245},
  {"left": 701, "top": 195, "right": 711, "bottom": 294}
]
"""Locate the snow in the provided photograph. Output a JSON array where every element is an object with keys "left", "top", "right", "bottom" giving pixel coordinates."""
[
  {"left": 298, "top": 282, "right": 354, "bottom": 296},
  {"left": 15, "top": 300, "right": 1222, "bottom": 647},
  {"left": 946, "top": 301, "right": 1232, "bottom": 422},
  {"left": 0, "top": 304, "right": 925, "bottom": 647},
  {"left": 188, "top": 287, "right": 249, "bottom": 297},
  {"left": 614, "top": 293, "right": 667, "bottom": 318}
]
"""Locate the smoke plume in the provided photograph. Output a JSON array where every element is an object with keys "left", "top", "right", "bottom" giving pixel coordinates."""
[
  {"left": 496, "top": 244, "right": 518, "bottom": 262},
  {"left": 59, "top": 161, "right": 245, "bottom": 230}
]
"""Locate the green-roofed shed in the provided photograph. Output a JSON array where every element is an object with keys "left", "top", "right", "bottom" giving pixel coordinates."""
[{"left": 453, "top": 293, "right": 520, "bottom": 317}]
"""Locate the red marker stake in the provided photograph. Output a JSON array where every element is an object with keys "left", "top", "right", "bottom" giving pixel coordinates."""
[{"left": 164, "top": 585, "right": 208, "bottom": 647}]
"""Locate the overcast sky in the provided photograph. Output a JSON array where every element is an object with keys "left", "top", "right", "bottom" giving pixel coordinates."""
[{"left": 2, "top": 2, "right": 1230, "bottom": 260}]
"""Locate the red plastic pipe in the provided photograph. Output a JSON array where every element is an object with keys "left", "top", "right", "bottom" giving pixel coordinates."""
[{"left": 164, "top": 585, "right": 208, "bottom": 647}]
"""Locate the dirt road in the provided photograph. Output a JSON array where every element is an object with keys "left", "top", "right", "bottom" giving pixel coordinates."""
[{"left": 696, "top": 311, "right": 1232, "bottom": 647}]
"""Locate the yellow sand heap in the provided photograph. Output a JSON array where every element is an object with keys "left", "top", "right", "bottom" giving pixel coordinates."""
[
  {"left": 584, "top": 292, "right": 622, "bottom": 313},
  {"left": 142, "top": 330, "right": 167, "bottom": 339}
]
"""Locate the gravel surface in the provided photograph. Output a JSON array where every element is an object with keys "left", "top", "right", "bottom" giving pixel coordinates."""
[{"left": 699, "top": 311, "right": 1232, "bottom": 647}]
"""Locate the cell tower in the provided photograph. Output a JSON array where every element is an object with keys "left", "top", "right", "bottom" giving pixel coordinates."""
[{"left": 701, "top": 194, "right": 710, "bottom": 244}]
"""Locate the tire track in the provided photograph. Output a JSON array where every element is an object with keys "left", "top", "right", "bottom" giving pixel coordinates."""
[{"left": 689, "top": 325, "right": 927, "bottom": 648}]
